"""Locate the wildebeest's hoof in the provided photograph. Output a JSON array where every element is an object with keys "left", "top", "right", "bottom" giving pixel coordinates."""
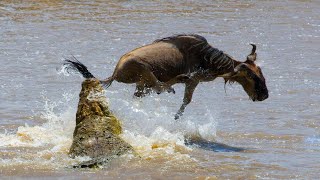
[
  {"left": 167, "top": 87, "right": 175, "bottom": 94},
  {"left": 134, "top": 91, "right": 144, "bottom": 97}
]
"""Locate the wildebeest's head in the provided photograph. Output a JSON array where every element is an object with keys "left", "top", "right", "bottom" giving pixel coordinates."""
[{"left": 222, "top": 44, "right": 268, "bottom": 101}]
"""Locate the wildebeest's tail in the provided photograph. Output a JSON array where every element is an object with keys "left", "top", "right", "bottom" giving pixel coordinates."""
[
  {"left": 100, "top": 77, "right": 114, "bottom": 88},
  {"left": 64, "top": 57, "right": 95, "bottom": 79},
  {"left": 63, "top": 57, "right": 114, "bottom": 88}
]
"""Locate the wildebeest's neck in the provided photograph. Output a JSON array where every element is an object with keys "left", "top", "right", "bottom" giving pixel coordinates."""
[
  {"left": 198, "top": 44, "right": 238, "bottom": 75},
  {"left": 154, "top": 34, "right": 241, "bottom": 75}
]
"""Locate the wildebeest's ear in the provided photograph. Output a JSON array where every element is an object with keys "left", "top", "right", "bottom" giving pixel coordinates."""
[
  {"left": 218, "top": 63, "right": 244, "bottom": 78},
  {"left": 219, "top": 72, "right": 235, "bottom": 78},
  {"left": 246, "top": 44, "right": 257, "bottom": 62},
  {"left": 218, "top": 63, "right": 247, "bottom": 78}
]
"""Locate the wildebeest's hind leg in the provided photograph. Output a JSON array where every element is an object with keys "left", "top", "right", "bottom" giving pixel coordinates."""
[
  {"left": 113, "top": 59, "right": 169, "bottom": 95},
  {"left": 145, "top": 74, "right": 192, "bottom": 95},
  {"left": 134, "top": 83, "right": 145, "bottom": 97},
  {"left": 134, "top": 82, "right": 152, "bottom": 97},
  {"left": 100, "top": 76, "right": 114, "bottom": 88},
  {"left": 138, "top": 67, "right": 172, "bottom": 95},
  {"left": 175, "top": 80, "right": 199, "bottom": 120}
]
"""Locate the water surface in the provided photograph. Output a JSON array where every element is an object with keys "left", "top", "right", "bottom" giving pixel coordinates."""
[{"left": 0, "top": 0, "right": 319, "bottom": 179}]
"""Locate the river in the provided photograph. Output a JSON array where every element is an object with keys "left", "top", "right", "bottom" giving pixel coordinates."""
[{"left": 0, "top": 0, "right": 319, "bottom": 179}]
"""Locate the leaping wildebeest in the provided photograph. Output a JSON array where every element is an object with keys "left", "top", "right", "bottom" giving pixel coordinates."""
[{"left": 64, "top": 34, "right": 268, "bottom": 119}]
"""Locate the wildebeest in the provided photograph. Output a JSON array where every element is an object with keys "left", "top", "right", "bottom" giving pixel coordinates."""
[{"left": 64, "top": 34, "right": 268, "bottom": 119}]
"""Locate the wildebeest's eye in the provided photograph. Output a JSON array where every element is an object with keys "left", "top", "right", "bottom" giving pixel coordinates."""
[
  {"left": 237, "top": 64, "right": 251, "bottom": 74},
  {"left": 257, "top": 66, "right": 263, "bottom": 75},
  {"left": 240, "top": 64, "right": 248, "bottom": 69}
]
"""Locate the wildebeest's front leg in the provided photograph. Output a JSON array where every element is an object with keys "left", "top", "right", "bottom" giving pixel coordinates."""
[
  {"left": 175, "top": 80, "right": 199, "bottom": 120},
  {"left": 160, "top": 74, "right": 191, "bottom": 94}
]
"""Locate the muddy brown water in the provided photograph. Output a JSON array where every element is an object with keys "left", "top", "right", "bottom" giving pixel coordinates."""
[{"left": 0, "top": 0, "right": 319, "bottom": 179}]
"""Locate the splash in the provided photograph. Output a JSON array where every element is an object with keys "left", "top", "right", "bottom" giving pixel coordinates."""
[
  {"left": 107, "top": 85, "right": 218, "bottom": 139},
  {"left": 0, "top": 92, "right": 80, "bottom": 169},
  {"left": 0, "top": 92, "right": 76, "bottom": 148},
  {"left": 0, "top": 83, "right": 218, "bottom": 171},
  {"left": 121, "top": 127, "right": 195, "bottom": 165}
]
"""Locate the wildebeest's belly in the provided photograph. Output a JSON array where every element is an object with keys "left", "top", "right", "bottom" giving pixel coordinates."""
[{"left": 150, "top": 63, "right": 184, "bottom": 82}]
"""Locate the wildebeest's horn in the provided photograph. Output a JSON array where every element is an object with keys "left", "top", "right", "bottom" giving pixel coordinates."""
[
  {"left": 247, "top": 44, "right": 257, "bottom": 62},
  {"left": 250, "top": 44, "right": 256, "bottom": 55}
]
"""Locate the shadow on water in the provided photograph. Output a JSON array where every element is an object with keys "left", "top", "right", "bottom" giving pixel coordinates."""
[{"left": 184, "top": 136, "right": 245, "bottom": 152}]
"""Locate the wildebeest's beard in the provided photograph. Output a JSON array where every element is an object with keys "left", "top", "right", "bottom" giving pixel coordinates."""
[{"left": 230, "top": 69, "right": 268, "bottom": 102}]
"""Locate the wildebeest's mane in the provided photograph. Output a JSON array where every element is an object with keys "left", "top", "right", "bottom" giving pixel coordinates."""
[
  {"left": 153, "top": 34, "right": 208, "bottom": 43},
  {"left": 201, "top": 45, "right": 235, "bottom": 71},
  {"left": 154, "top": 34, "right": 234, "bottom": 71}
]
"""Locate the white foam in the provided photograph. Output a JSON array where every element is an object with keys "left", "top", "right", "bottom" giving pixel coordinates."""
[
  {"left": 107, "top": 85, "right": 218, "bottom": 139},
  {"left": 0, "top": 85, "right": 218, "bottom": 168},
  {"left": 0, "top": 91, "right": 77, "bottom": 167}
]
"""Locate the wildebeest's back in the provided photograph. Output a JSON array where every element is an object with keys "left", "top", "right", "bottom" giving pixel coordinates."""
[{"left": 115, "top": 41, "right": 186, "bottom": 82}]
